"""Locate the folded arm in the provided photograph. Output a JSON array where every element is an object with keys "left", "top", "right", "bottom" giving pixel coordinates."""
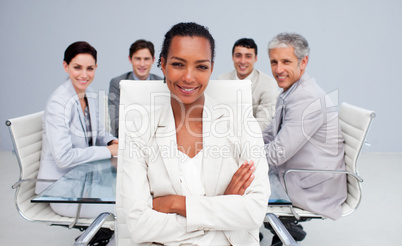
[
  {"left": 121, "top": 138, "right": 205, "bottom": 244},
  {"left": 152, "top": 161, "right": 256, "bottom": 217},
  {"left": 121, "top": 118, "right": 270, "bottom": 243}
]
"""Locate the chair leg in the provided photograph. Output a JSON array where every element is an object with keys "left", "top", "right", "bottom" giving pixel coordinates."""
[
  {"left": 69, "top": 203, "right": 83, "bottom": 229},
  {"left": 74, "top": 212, "right": 115, "bottom": 246},
  {"left": 265, "top": 213, "right": 298, "bottom": 246}
]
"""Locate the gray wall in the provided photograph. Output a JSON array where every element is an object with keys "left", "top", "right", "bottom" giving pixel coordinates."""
[{"left": 1, "top": 0, "right": 401, "bottom": 152}]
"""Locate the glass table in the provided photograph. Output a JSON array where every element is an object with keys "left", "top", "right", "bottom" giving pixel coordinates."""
[
  {"left": 32, "top": 158, "right": 291, "bottom": 206},
  {"left": 32, "top": 158, "right": 117, "bottom": 204},
  {"left": 33, "top": 158, "right": 297, "bottom": 245}
]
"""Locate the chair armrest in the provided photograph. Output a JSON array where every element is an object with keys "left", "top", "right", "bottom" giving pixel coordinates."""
[
  {"left": 283, "top": 169, "right": 363, "bottom": 194},
  {"left": 12, "top": 178, "right": 56, "bottom": 189},
  {"left": 281, "top": 168, "right": 363, "bottom": 220},
  {"left": 265, "top": 213, "right": 298, "bottom": 246},
  {"left": 74, "top": 212, "right": 115, "bottom": 246}
]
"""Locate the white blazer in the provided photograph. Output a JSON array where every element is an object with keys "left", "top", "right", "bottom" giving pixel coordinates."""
[
  {"left": 36, "top": 80, "right": 116, "bottom": 194},
  {"left": 119, "top": 96, "right": 270, "bottom": 245}
]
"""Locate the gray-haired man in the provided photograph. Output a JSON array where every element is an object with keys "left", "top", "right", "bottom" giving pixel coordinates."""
[{"left": 263, "top": 32, "right": 347, "bottom": 244}]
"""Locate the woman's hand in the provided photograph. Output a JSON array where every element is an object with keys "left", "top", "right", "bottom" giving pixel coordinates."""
[
  {"left": 153, "top": 195, "right": 186, "bottom": 217},
  {"left": 108, "top": 139, "right": 119, "bottom": 145},
  {"left": 107, "top": 142, "right": 118, "bottom": 157},
  {"left": 224, "top": 160, "right": 255, "bottom": 196}
]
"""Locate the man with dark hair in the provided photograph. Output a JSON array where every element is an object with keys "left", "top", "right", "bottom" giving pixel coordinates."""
[
  {"left": 108, "top": 39, "right": 163, "bottom": 137},
  {"left": 218, "top": 38, "right": 278, "bottom": 130}
]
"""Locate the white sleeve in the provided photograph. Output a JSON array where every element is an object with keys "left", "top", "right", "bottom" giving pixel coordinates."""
[
  {"left": 186, "top": 118, "right": 270, "bottom": 231},
  {"left": 120, "top": 131, "right": 204, "bottom": 244}
]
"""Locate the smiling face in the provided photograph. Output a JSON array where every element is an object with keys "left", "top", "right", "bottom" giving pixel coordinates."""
[
  {"left": 232, "top": 46, "right": 257, "bottom": 80},
  {"left": 161, "top": 36, "right": 213, "bottom": 107},
  {"left": 269, "top": 46, "right": 308, "bottom": 92},
  {"left": 63, "top": 54, "right": 97, "bottom": 94},
  {"left": 129, "top": 48, "right": 155, "bottom": 80}
]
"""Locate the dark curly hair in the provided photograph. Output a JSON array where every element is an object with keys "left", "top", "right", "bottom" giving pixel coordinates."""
[{"left": 157, "top": 22, "right": 215, "bottom": 67}]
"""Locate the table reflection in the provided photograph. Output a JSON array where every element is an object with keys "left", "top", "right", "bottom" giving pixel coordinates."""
[
  {"left": 33, "top": 157, "right": 291, "bottom": 206},
  {"left": 33, "top": 158, "right": 116, "bottom": 203}
]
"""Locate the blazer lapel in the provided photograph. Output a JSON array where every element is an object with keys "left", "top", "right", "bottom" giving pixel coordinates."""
[
  {"left": 155, "top": 104, "right": 182, "bottom": 195},
  {"left": 154, "top": 97, "right": 229, "bottom": 196},
  {"left": 128, "top": 72, "right": 135, "bottom": 80},
  {"left": 275, "top": 98, "right": 285, "bottom": 135},
  {"left": 202, "top": 96, "right": 227, "bottom": 196},
  {"left": 86, "top": 91, "right": 97, "bottom": 145},
  {"left": 275, "top": 75, "right": 306, "bottom": 135},
  {"left": 66, "top": 80, "right": 88, "bottom": 145},
  {"left": 251, "top": 69, "right": 259, "bottom": 88}
]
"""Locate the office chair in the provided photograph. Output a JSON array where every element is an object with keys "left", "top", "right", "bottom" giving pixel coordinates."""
[
  {"left": 265, "top": 103, "right": 376, "bottom": 226},
  {"left": 6, "top": 111, "right": 114, "bottom": 242}
]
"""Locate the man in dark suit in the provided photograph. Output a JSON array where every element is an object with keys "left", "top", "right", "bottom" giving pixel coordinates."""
[{"left": 108, "top": 39, "right": 163, "bottom": 137}]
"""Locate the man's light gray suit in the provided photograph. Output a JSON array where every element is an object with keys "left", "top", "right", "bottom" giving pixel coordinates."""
[{"left": 263, "top": 73, "right": 347, "bottom": 220}]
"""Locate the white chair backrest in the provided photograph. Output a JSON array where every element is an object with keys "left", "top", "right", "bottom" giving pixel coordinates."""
[
  {"left": 339, "top": 102, "right": 375, "bottom": 215},
  {"left": 117, "top": 79, "right": 253, "bottom": 160},
  {"left": 119, "top": 79, "right": 252, "bottom": 105},
  {"left": 6, "top": 111, "right": 44, "bottom": 180},
  {"left": 339, "top": 103, "right": 376, "bottom": 173},
  {"left": 118, "top": 80, "right": 252, "bottom": 123},
  {"left": 115, "top": 79, "right": 252, "bottom": 245},
  {"left": 6, "top": 111, "right": 105, "bottom": 227},
  {"left": 6, "top": 111, "right": 46, "bottom": 222}
]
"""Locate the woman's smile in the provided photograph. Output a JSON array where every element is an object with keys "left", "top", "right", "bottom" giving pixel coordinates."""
[{"left": 177, "top": 84, "right": 199, "bottom": 94}]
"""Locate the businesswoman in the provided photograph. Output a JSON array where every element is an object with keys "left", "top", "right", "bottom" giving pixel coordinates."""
[
  {"left": 120, "top": 22, "right": 270, "bottom": 245},
  {"left": 36, "top": 41, "right": 118, "bottom": 218}
]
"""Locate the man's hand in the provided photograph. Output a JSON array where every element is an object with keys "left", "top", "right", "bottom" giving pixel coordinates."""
[{"left": 224, "top": 161, "right": 255, "bottom": 195}]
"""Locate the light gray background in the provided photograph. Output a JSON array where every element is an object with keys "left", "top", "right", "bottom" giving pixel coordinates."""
[{"left": 1, "top": 0, "right": 400, "bottom": 152}]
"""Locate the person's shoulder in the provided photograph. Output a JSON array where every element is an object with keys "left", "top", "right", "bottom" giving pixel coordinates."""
[
  {"left": 49, "top": 81, "right": 73, "bottom": 99},
  {"left": 51, "top": 81, "right": 67, "bottom": 94},
  {"left": 46, "top": 81, "right": 76, "bottom": 110},
  {"left": 298, "top": 74, "right": 324, "bottom": 94},
  {"left": 255, "top": 69, "right": 276, "bottom": 84},
  {"left": 110, "top": 71, "right": 131, "bottom": 84},
  {"left": 149, "top": 73, "right": 163, "bottom": 80},
  {"left": 291, "top": 74, "right": 326, "bottom": 103},
  {"left": 217, "top": 70, "right": 235, "bottom": 80}
]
